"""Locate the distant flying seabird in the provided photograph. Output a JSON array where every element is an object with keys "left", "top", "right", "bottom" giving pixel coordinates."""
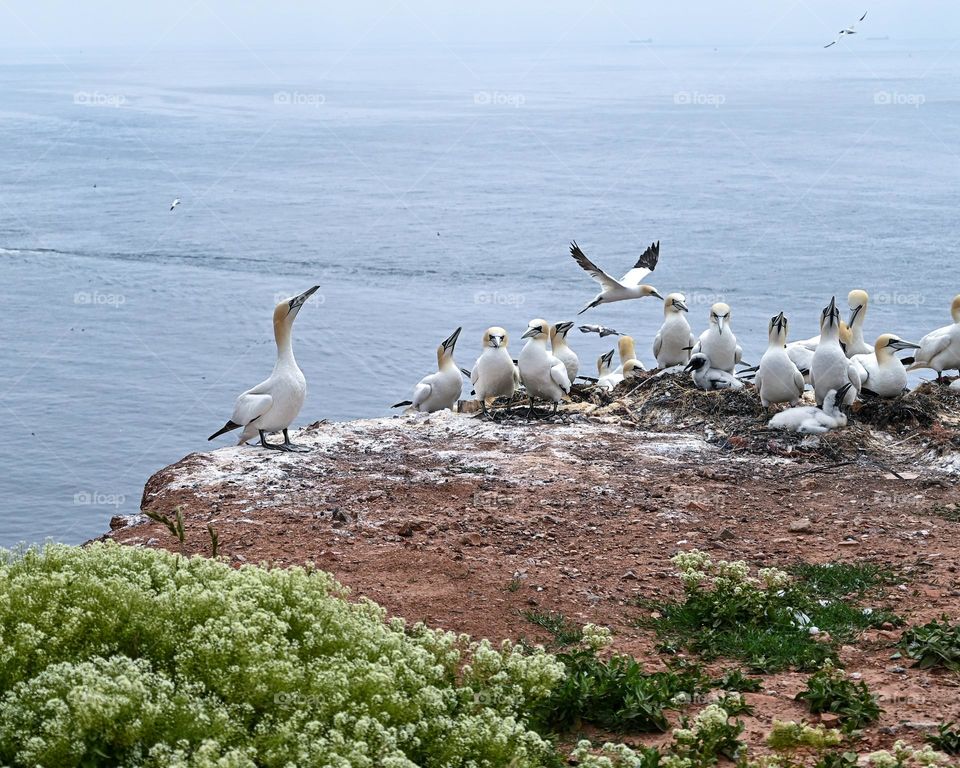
[
  {"left": 170, "top": 197, "right": 181, "bottom": 211},
  {"left": 579, "top": 324, "right": 621, "bottom": 338},
  {"left": 569, "top": 241, "right": 663, "bottom": 314},
  {"left": 824, "top": 11, "right": 867, "bottom": 47}
]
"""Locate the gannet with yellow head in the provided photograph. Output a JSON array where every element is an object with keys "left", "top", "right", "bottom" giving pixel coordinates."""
[
  {"left": 691, "top": 302, "right": 742, "bottom": 373},
  {"left": 613, "top": 334, "right": 644, "bottom": 375},
  {"left": 810, "top": 297, "right": 861, "bottom": 407},
  {"left": 393, "top": 327, "right": 463, "bottom": 413},
  {"left": 845, "top": 289, "right": 873, "bottom": 356},
  {"left": 909, "top": 295, "right": 960, "bottom": 381},
  {"left": 755, "top": 312, "right": 805, "bottom": 406},
  {"left": 550, "top": 321, "right": 580, "bottom": 383},
  {"left": 653, "top": 292, "right": 694, "bottom": 368},
  {"left": 518, "top": 318, "right": 571, "bottom": 415},
  {"left": 208, "top": 285, "right": 319, "bottom": 451},
  {"left": 471, "top": 326, "right": 519, "bottom": 416},
  {"left": 568, "top": 241, "right": 663, "bottom": 314},
  {"left": 598, "top": 356, "right": 642, "bottom": 392},
  {"left": 852, "top": 333, "right": 922, "bottom": 397}
]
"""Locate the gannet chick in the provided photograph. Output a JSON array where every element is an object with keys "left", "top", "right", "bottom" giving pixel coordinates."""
[
  {"left": 684, "top": 353, "right": 744, "bottom": 391},
  {"left": 909, "top": 295, "right": 960, "bottom": 381},
  {"left": 755, "top": 312, "right": 805, "bottom": 406},
  {"left": 579, "top": 324, "right": 621, "bottom": 338},
  {"left": 471, "top": 326, "right": 519, "bottom": 416},
  {"left": 845, "top": 290, "right": 873, "bottom": 356},
  {"left": 613, "top": 335, "right": 644, "bottom": 375},
  {"left": 550, "top": 321, "right": 580, "bottom": 383},
  {"left": 393, "top": 327, "right": 463, "bottom": 413},
  {"left": 768, "top": 384, "right": 852, "bottom": 434},
  {"left": 811, "top": 297, "right": 861, "bottom": 407},
  {"left": 851, "top": 334, "right": 921, "bottom": 398},
  {"left": 518, "top": 318, "right": 571, "bottom": 415},
  {"left": 208, "top": 285, "right": 319, "bottom": 451},
  {"left": 569, "top": 241, "right": 663, "bottom": 314},
  {"left": 653, "top": 293, "right": 694, "bottom": 368},
  {"left": 691, "top": 303, "right": 742, "bottom": 373}
]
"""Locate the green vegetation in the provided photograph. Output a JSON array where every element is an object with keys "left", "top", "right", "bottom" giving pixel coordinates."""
[
  {"left": 522, "top": 610, "right": 584, "bottom": 647},
  {"left": 641, "top": 552, "right": 900, "bottom": 672},
  {"left": 927, "top": 723, "right": 960, "bottom": 755},
  {"left": 902, "top": 617, "right": 960, "bottom": 671},
  {"left": 795, "top": 663, "right": 881, "bottom": 732}
]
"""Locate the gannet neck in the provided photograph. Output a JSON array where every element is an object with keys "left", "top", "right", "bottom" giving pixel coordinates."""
[
  {"left": 951, "top": 295, "right": 960, "bottom": 323},
  {"left": 618, "top": 335, "right": 636, "bottom": 363},
  {"left": 273, "top": 314, "right": 296, "bottom": 364}
]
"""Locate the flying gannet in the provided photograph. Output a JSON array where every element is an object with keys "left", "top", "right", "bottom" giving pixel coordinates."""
[
  {"left": 768, "top": 384, "right": 852, "bottom": 434},
  {"left": 170, "top": 197, "right": 180, "bottom": 211},
  {"left": 471, "top": 326, "right": 520, "bottom": 417},
  {"left": 579, "top": 324, "right": 621, "bottom": 338},
  {"left": 569, "top": 241, "right": 663, "bottom": 314},
  {"left": 393, "top": 327, "right": 463, "bottom": 413},
  {"left": 208, "top": 285, "right": 319, "bottom": 451},
  {"left": 824, "top": 11, "right": 867, "bottom": 48},
  {"left": 755, "top": 312, "right": 806, "bottom": 407},
  {"left": 811, "top": 297, "right": 861, "bottom": 407},
  {"left": 653, "top": 292, "right": 694, "bottom": 368},
  {"left": 550, "top": 321, "right": 580, "bottom": 383},
  {"left": 845, "top": 290, "right": 873, "bottom": 356},
  {"left": 692, "top": 302, "right": 742, "bottom": 373},
  {"left": 908, "top": 295, "right": 960, "bottom": 381},
  {"left": 518, "top": 318, "right": 571, "bottom": 415},
  {"left": 851, "top": 334, "right": 921, "bottom": 398},
  {"left": 684, "top": 353, "right": 744, "bottom": 391}
]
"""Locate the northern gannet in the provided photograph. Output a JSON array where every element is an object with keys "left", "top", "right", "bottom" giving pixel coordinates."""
[
  {"left": 768, "top": 384, "right": 852, "bottom": 434},
  {"left": 845, "top": 290, "right": 873, "bottom": 356},
  {"left": 909, "top": 295, "right": 960, "bottom": 381},
  {"left": 550, "top": 321, "right": 580, "bottom": 383},
  {"left": 852, "top": 334, "right": 921, "bottom": 398},
  {"left": 393, "top": 327, "right": 463, "bottom": 413},
  {"left": 569, "top": 241, "right": 663, "bottom": 314},
  {"left": 518, "top": 318, "right": 571, "bottom": 414},
  {"left": 692, "top": 302, "right": 742, "bottom": 373},
  {"left": 208, "top": 285, "right": 319, "bottom": 451},
  {"left": 811, "top": 297, "right": 861, "bottom": 407},
  {"left": 755, "top": 312, "right": 806, "bottom": 407},
  {"left": 613, "top": 335, "right": 644, "bottom": 375},
  {"left": 579, "top": 324, "right": 621, "bottom": 338},
  {"left": 170, "top": 197, "right": 180, "bottom": 211},
  {"left": 653, "top": 292, "right": 694, "bottom": 368},
  {"left": 471, "top": 326, "right": 519, "bottom": 416},
  {"left": 597, "top": 353, "right": 642, "bottom": 392},
  {"left": 595, "top": 349, "right": 616, "bottom": 391},
  {"left": 824, "top": 11, "right": 867, "bottom": 48},
  {"left": 684, "top": 353, "right": 743, "bottom": 391}
]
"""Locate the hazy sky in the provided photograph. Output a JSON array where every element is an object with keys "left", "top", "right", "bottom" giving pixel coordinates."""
[{"left": 0, "top": 1, "right": 955, "bottom": 49}]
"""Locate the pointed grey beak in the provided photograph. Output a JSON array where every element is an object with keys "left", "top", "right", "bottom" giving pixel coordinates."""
[
  {"left": 650, "top": 288, "right": 664, "bottom": 300},
  {"left": 890, "top": 338, "right": 921, "bottom": 352},
  {"left": 674, "top": 299, "right": 689, "bottom": 313},
  {"left": 521, "top": 325, "right": 540, "bottom": 339},
  {"left": 287, "top": 285, "right": 321, "bottom": 316},
  {"left": 442, "top": 327, "right": 462, "bottom": 351},
  {"left": 716, "top": 315, "right": 725, "bottom": 335},
  {"left": 848, "top": 304, "right": 863, "bottom": 327}
]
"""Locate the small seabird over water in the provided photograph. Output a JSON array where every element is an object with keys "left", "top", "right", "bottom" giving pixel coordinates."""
[
  {"left": 909, "top": 295, "right": 960, "bottom": 381},
  {"left": 550, "top": 321, "right": 580, "bottom": 383},
  {"left": 653, "top": 292, "right": 694, "bottom": 368},
  {"left": 393, "top": 328, "right": 463, "bottom": 413},
  {"left": 768, "top": 384, "right": 852, "bottom": 434},
  {"left": 755, "top": 312, "right": 806, "bottom": 407},
  {"left": 692, "top": 302, "right": 742, "bottom": 373},
  {"left": 579, "top": 324, "right": 621, "bottom": 338},
  {"left": 208, "top": 285, "right": 319, "bottom": 451},
  {"left": 569, "top": 240, "right": 663, "bottom": 314},
  {"left": 852, "top": 334, "right": 921, "bottom": 398},
  {"left": 824, "top": 11, "right": 867, "bottom": 48},
  {"left": 811, "top": 297, "right": 861, "bottom": 407},
  {"left": 685, "top": 353, "right": 744, "bottom": 391},
  {"left": 170, "top": 197, "right": 181, "bottom": 211},
  {"left": 471, "top": 326, "right": 519, "bottom": 416},
  {"left": 518, "top": 318, "right": 571, "bottom": 415},
  {"left": 845, "top": 290, "right": 873, "bottom": 356}
]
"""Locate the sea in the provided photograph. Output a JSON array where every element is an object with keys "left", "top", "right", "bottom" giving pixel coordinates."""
[{"left": 1, "top": 42, "right": 957, "bottom": 547}]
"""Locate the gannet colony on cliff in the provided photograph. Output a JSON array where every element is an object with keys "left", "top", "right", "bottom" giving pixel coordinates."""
[{"left": 207, "top": 241, "right": 960, "bottom": 450}]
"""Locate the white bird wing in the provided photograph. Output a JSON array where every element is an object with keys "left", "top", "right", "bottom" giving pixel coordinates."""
[
  {"left": 470, "top": 359, "right": 480, "bottom": 386},
  {"left": 735, "top": 344, "right": 743, "bottom": 365},
  {"left": 411, "top": 376, "right": 434, "bottom": 409},
  {"left": 618, "top": 241, "right": 660, "bottom": 287},
  {"left": 913, "top": 331, "right": 952, "bottom": 366},
  {"left": 847, "top": 361, "right": 862, "bottom": 391},
  {"left": 652, "top": 332, "right": 662, "bottom": 361},
  {"left": 231, "top": 392, "right": 273, "bottom": 427},
  {"left": 550, "top": 359, "right": 571, "bottom": 392},
  {"left": 569, "top": 242, "right": 621, "bottom": 290},
  {"left": 793, "top": 366, "right": 805, "bottom": 396}
]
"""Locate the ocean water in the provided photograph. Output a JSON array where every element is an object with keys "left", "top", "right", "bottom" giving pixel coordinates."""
[{"left": 1, "top": 43, "right": 958, "bottom": 547}]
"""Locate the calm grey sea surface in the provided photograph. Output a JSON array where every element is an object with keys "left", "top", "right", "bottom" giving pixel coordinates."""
[{"left": 1, "top": 43, "right": 957, "bottom": 546}]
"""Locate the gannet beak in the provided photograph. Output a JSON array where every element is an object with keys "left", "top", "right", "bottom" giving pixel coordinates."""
[
  {"left": 674, "top": 298, "right": 689, "bottom": 313},
  {"left": 848, "top": 304, "right": 862, "bottom": 327},
  {"left": 490, "top": 336, "right": 501, "bottom": 348},
  {"left": 650, "top": 288, "right": 664, "bottom": 300},
  {"left": 287, "top": 285, "right": 320, "bottom": 316},
  {"left": 890, "top": 338, "right": 921, "bottom": 352},
  {"left": 716, "top": 315, "right": 725, "bottom": 335},
  {"left": 442, "top": 327, "right": 462, "bottom": 352},
  {"left": 837, "top": 382, "right": 853, "bottom": 401},
  {"left": 521, "top": 325, "right": 541, "bottom": 339},
  {"left": 828, "top": 296, "right": 838, "bottom": 326}
]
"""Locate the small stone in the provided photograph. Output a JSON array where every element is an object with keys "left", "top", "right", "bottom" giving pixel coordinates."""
[
  {"left": 820, "top": 712, "right": 840, "bottom": 726},
  {"left": 621, "top": 570, "right": 639, "bottom": 581},
  {"left": 719, "top": 528, "right": 736, "bottom": 541},
  {"left": 461, "top": 532, "right": 483, "bottom": 547},
  {"left": 331, "top": 508, "right": 352, "bottom": 525},
  {"left": 838, "top": 539, "right": 859, "bottom": 547},
  {"left": 789, "top": 518, "right": 812, "bottom": 533},
  {"left": 881, "top": 621, "right": 895, "bottom": 631}
]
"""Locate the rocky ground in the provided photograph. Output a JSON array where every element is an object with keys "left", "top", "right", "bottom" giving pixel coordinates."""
[{"left": 105, "top": 378, "right": 960, "bottom": 755}]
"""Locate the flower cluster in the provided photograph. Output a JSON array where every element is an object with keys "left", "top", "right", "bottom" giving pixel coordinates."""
[
  {"left": 865, "top": 741, "right": 952, "bottom": 767},
  {"left": 581, "top": 623, "right": 613, "bottom": 651},
  {"left": 670, "top": 550, "right": 792, "bottom": 594}
]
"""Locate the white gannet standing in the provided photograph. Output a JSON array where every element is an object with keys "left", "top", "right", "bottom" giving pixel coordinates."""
[
  {"left": 787, "top": 322, "right": 852, "bottom": 383},
  {"left": 518, "top": 318, "right": 571, "bottom": 415},
  {"left": 170, "top": 197, "right": 181, "bottom": 211},
  {"left": 755, "top": 312, "right": 806, "bottom": 407},
  {"left": 579, "top": 324, "right": 621, "bottom": 338},
  {"left": 845, "top": 290, "right": 873, "bottom": 356},
  {"left": 768, "top": 384, "right": 852, "bottom": 434},
  {"left": 684, "top": 353, "right": 744, "bottom": 391},
  {"left": 811, "top": 297, "right": 861, "bottom": 407},
  {"left": 569, "top": 240, "right": 663, "bottom": 314},
  {"left": 824, "top": 10, "right": 867, "bottom": 48},
  {"left": 692, "top": 302, "right": 742, "bottom": 373},
  {"left": 392, "top": 327, "right": 463, "bottom": 413},
  {"left": 909, "top": 295, "right": 960, "bottom": 381},
  {"left": 550, "top": 321, "right": 580, "bottom": 383},
  {"left": 852, "top": 334, "right": 922, "bottom": 398},
  {"left": 613, "top": 335, "right": 644, "bottom": 376},
  {"left": 471, "top": 326, "right": 519, "bottom": 416},
  {"left": 208, "top": 285, "right": 319, "bottom": 451},
  {"left": 653, "top": 293, "right": 694, "bottom": 368}
]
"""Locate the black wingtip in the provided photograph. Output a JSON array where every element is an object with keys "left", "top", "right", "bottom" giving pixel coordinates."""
[
  {"left": 634, "top": 240, "right": 660, "bottom": 272},
  {"left": 391, "top": 400, "right": 413, "bottom": 408}
]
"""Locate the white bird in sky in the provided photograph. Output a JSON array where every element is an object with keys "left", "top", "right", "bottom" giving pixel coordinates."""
[
  {"left": 208, "top": 285, "right": 319, "bottom": 451},
  {"left": 170, "top": 197, "right": 181, "bottom": 211},
  {"left": 569, "top": 240, "right": 663, "bottom": 314},
  {"left": 393, "top": 328, "right": 463, "bottom": 413},
  {"left": 579, "top": 324, "right": 621, "bottom": 338},
  {"left": 824, "top": 11, "right": 867, "bottom": 48}
]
